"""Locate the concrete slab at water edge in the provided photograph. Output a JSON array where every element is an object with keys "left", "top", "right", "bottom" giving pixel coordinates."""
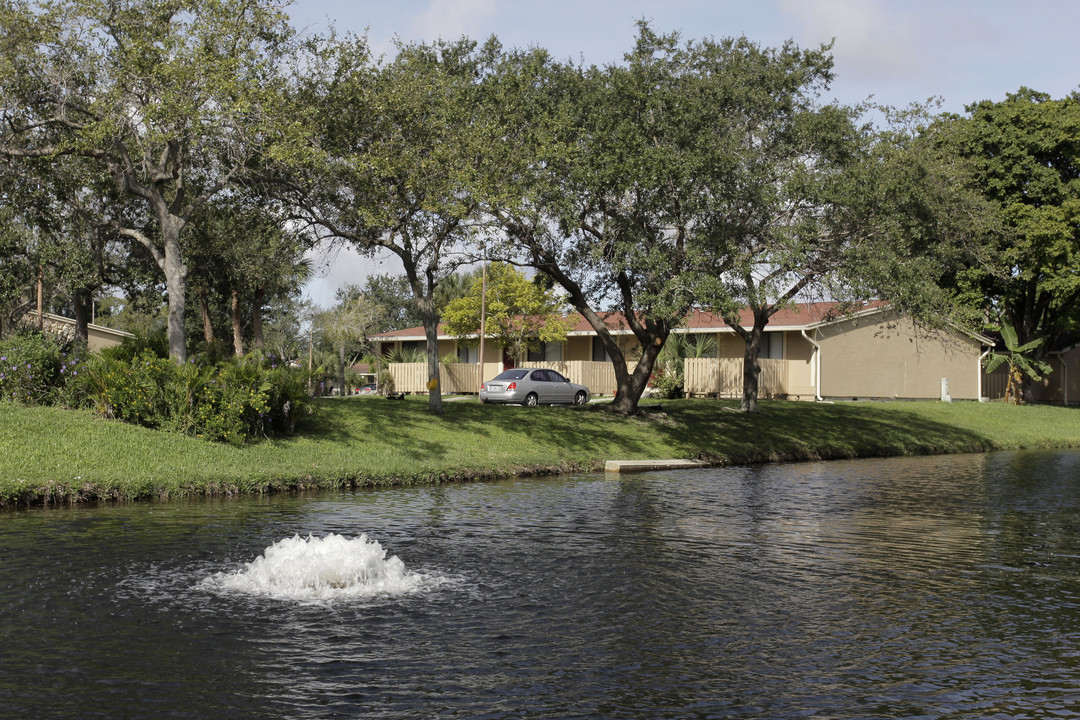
[{"left": 604, "top": 459, "right": 708, "bottom": 473}]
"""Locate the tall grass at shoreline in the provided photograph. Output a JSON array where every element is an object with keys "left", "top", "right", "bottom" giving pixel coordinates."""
[{"left": 2, "top": 396, "right": 1078, "bottom": 506}]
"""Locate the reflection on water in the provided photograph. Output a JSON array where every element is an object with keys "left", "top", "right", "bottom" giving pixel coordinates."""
[{"left": 1, "top": 450, "right": 1080, "bottom": 718}]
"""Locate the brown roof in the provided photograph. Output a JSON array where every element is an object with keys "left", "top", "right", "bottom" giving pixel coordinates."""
[{"left": 370, "top": 301, "right": 888, "bottom": 341}]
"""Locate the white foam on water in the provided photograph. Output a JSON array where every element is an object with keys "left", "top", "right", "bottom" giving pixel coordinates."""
[{"left": 202, "top": 533, "right": 445, "bottom": 603}]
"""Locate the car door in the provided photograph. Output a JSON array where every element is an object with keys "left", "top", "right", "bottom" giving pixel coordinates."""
[
  {"left": 528, "top": 369, "right": 555, "bottom": 404},
  {"left": 548, "top": 370, "right": 574, "bottom": 403}
]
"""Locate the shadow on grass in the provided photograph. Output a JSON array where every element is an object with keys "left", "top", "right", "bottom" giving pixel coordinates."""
[
  {"left": 287, "top": 395, "right": 671, "bottom": 465},
  {"left": 652, "top": 400, "right": 996, "bottom": 464},
  {"left": 279, "top": 396, "right": 1001, "bottom": 481}
]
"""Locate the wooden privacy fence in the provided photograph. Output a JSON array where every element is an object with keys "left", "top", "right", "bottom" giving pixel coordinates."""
[
  {"left": 982, "top": 366, "right": 1008, "bottom": 400},
  {"left": 389, "top": 362, "right": 481, "bottom": 394},
  {"left": 683, "top": 357, "right": 788, "bottom": 398},
  {"left": 388, "top": 360, "right": 635, "bottom": 396}
]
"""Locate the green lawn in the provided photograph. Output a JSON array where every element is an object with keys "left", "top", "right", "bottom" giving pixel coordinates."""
[{"left": 2, "top": 395, "right": 1078, "bottom": 505}]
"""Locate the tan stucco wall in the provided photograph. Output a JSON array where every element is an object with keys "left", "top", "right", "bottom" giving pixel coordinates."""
[
  {"left": 564, "top": 334, "right": 639, "bottom": 362},
  {"left": 437, "top": 339, "right": 457, "bottom": 359},
  {"left": 565, "top": 336, "right": 591, "bottom": 361},
  {"left": 815, "top": 312, "right": 984, "bottom": 400},
  {"left": 784, "top": 332, "right": 815, "bottom": 399},
  {"left": 86, "top": 326, "right": 129, "bottom": 352}
]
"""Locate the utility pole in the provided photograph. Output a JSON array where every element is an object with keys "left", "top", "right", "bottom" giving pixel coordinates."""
[
  {"left": 307, "top": 311, "right": 315, "bottom": 395},
  {"left": 36, "top": 265, "right": 44, "bottom": 330},
  {"left": 478, "top": 246, "right": 487, "bottom": 402}
]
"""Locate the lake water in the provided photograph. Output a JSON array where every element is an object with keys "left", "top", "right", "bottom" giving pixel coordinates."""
[{"left": 2, "top": 450, "right": 1080, "bottom": 719}]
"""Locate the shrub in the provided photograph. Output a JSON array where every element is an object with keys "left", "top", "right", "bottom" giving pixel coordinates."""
[
  {"left": 649, "top": 366, "right": 684, "bottom": 400},
  {"left": 0, "top": 328, "right": 84, "bottom": 407},
  {"left": 377, "top": 369, "right": 396, "bottom": 396},
  {"left": 262, "top": 366, "right": 310, "bottom": 434},
  {"left": 100, "top": 331, "right": 169, "bottom": 363},
  {"left": 76, "top": 351, "right": 312, "bottom": 444},
  {"left": 109, "top": 350, "right": 176, "bottom": 427}
]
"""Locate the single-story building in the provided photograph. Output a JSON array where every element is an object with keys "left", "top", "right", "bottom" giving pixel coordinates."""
[
  {"left": 371, "top": 302, "right": 1012, "bottom": 402},
  {"left": 25, "top": 312, "right": 136, "bottom": 352}
]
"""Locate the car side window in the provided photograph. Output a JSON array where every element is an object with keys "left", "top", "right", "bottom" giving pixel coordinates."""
[
  {"left": 531, "top": 370, "right": 549, "bottom": 382},
  {"left": 550, "top": 371, "right": 568, "bottom": 383}
]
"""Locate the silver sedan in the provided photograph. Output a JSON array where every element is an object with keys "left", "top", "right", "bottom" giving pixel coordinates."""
[{"left": 480, "top": 368, "right": 590, "bottom": 407}]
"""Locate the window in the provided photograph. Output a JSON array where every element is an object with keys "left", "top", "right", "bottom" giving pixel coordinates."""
[
  {"left": 592, "top": 338, "right": 611, "bottom": 362},
  {"left": 527, "top": 341, "right": 563, "bottom": 363},
  {"left": 530, "top": 369, "right": 550, "bottom": 382},
  {"left": 760, "top": 332, "right": 784, "bottom": 359},
  {"left": 457, "top": 344, "right": 479, "bottom": 364}
]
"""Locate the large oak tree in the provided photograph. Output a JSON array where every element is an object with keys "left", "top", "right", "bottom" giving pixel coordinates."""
[
  {"left": 0, "top": 0, "right": 296, "bottom": 361},
  {"left": 285, "top": 36, "right": 495, "bottom": 414},
  {"left": 488, "top": 24, "right": 842, "bottom": 414}
]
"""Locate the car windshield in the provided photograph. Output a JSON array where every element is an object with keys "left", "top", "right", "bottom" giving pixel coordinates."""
[{"left": 493, "top": 370, "right": 529, "bottom": 380}]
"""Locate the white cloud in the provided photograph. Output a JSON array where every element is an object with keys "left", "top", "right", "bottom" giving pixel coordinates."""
[
  {"left": 302, "top": 243, "right": 402, "bottom": 309},
  {"left": 778, "top": 0, "right": 921, "bottom": 81},
  {"left": 411, "top": 0, "right": 499, "bottom": 41}
]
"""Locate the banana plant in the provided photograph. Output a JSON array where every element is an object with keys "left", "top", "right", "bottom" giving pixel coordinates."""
[{"left": 983, "top": 320, "right": 1052, "bottom": 404}]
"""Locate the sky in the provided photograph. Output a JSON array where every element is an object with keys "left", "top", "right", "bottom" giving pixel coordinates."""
[{"left": 290, "top": 0, "right": 1080, "bottom": 307}]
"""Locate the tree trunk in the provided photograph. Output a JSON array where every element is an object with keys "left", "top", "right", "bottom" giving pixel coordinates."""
[
  {"left": 604, "top": 331, "right": 666, "bottom": 415},
  {"left": 198, "top": 288, "right": 215, "bottom": 346},
  {"left": 416, "top": 294, "right": 443, "bottom": 415},
  {"left": 740, "top": 328, "right": 763, "bottom": 413},
  {"left": 72, "top": 287, "right": 92, "bottom": 346},
  {"left": 607, "top": 364, "right": 640, "bottom": 414},
  {"left": 726, "top": 308, "right": 769, "bottom": 414},
  {"left": 231, "top": 289, "right": 244, "bottom": 357},
  {"left": 252, "top": 286, "right": 265, "bottom": 350},
  {"left": 338, "top": 343, "right": 347, "bottom": 396},
  {"left": 161, "top": 223, "right": 189, "bottom": 364}
]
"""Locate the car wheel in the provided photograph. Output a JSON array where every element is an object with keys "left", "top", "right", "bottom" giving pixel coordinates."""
[
  {"left": 523, "top": 393, "right": 538, "bottom": 407},
  {"left": 574, "top": 391, "right": 587, "bottom": 406}
]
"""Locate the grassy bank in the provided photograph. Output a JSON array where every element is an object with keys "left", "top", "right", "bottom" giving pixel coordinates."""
[{"left": 2, "top": 396, "right": 1079, "bottom": 506}]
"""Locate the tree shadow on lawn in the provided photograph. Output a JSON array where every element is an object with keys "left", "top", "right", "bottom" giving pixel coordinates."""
[
  {"left": 653, "top": 400, "right": 997, "bottom": 464},
  {"left": 288, "top": 396, "right": 669, "bottom": 464},
  {"left": 285, "top": 397, "right": 997, "bottom": 472}
]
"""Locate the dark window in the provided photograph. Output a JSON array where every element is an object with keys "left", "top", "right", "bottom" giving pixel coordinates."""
[
  {"left": 549, "top": 371, "right": 568, "bottom": 383},
  {"left": 494, "top": 369, "right": 529, "bottom": 381},
  {"left": 528, "top": 341, "right": 563, "bottom": 362},
  {"left": 530, "top": 369, "right": 550, "bottom": 382},
  {"left": 592, "top": 339, "right": 611, "bottom": 362},
  {"left": 760, "top": 332, "right": 784, "bottom": 359}
]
